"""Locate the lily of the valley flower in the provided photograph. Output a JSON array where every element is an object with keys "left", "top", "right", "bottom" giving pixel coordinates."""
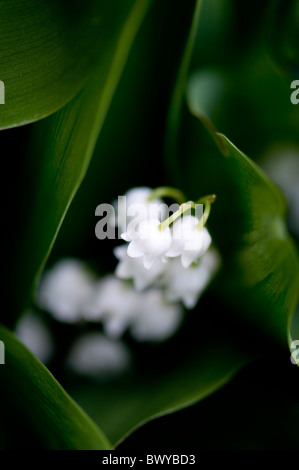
[
  {"left": 66, "top": 332, "right": 130, "bottom": 379},
  {"left": 82, "top": 276, "right": 140, "bottom": 337},
  {"left": 114, "top": 187, "right": 219, "bottom": 310},
  {"left": 83, "top": 276, "right": 182, "bottom": 341},
  {"left": 36, "top": 259, "right": 95, "bottom": 323},
  {"left": 114, "top": 187, "right": 166, "bottom": 233},
  {"left": 122, "top": 218, "right": 172, "bottom": 269},
  {"left": 166, "top": 215, "right": 212, "bottom": 268},
  {"left": 36, "top": 187, "right": 219, "bottom": 358},
  {"left": 162, "top": 249, "right": 220, "bottom": 308},
  {"left": 16, "top": 311, "right": 54, "bottom": 364},
  {"left": 130, "top": 289, "right": 183, "bottom": 342},
  {"left": 114, "top": 245, "right": 166, "bottom": 291}
]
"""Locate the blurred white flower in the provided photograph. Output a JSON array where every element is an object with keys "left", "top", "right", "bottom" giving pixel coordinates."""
[
  {"left": 166, "top": 215, "right": 212, "bottom": 268},
  {"left": 82, "top": 275, "right": 140, "bottom": 337},
  {"left": 130, "top": 289, "right": 183, "bottom": 342},
  {"left": 122, "top": 218, "right": 172, "bottom": 269},
  {"left": 15, "top": 311, "right": 54, "bottom": 364},
  {"left": 114, "top": 187, "right": 166, "bottom": 233},
  {"left": 66, "top": 333, "right": 130, "bottom": 379},
  {"left": 83, "top": 275, "right": 182, "bottom": 342},
  {"left": 163, "top": 248, "right": 220, "bottom": 308},
  {"left": 36, "top": 259, "right": 95, "bottom": 323},
  {"left": 114, "top": 245, "right": 166, "bottom": 291}
]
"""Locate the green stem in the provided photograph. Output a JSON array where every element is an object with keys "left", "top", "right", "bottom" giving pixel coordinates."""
[
  {"left": 159, "top": 201, "right": 195, "bottom": 231},
  {"left": 159, "top": 194, "right": 216, "bottom": 231},
  {"left": 195, "top": 195, "right": 216, "bottom": 229},
  {"left": 196, "top": 194, "right": 217, "bottom": 205},
  {"left": 148, "top": 186, "right": 186, "bottom": 204}
]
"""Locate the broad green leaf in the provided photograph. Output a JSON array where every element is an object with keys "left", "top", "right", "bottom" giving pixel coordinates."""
[
  {"left": 13, "top": 0, "right": 152, "bottom": 320},
  {"left": 0, "top": 0, "right": 140, "bottom": 130},
  {"left": 212, "top": 133, "right": 299, "bottom": 343},
  {"left": 170, "top": 97, "right": 299, "bottom": 344},
  {"left": 164, "top": 0, "right": 299, "bottom": 345},
  {"left": 182, "top": 81, "right": 299, "bottom": 344},
  {"left": 0, "top": 325, "right": 112, "bottom": 449}
]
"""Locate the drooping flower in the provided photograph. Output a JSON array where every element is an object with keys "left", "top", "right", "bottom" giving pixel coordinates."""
[
  {"left": 36, "top": 259, "right": 95, "bottom": 323},
  {"left": 122, "top": 218, "right": 172, "bottom": 269},
  {"left": 82, "top": 275, "right": 142, "bottom": 338},
  {"left": 162, "top": 249, "right": 220, "bottom": 308},
  {"left": 66, "top": 332, "right": 130, "bottom": 379},
  {"left": 130, "top": 289, "right": 183, "bottom": 342},
  {"left": 113, "top": 186, "right": 166, "bottom": 233},
  {"left": 15, "top": 311, "right": 54, "bottom": 364},
  {"left": 114, "top": 245, "right": 166, "bottom": 291},
  {"left": 166, "top": 215, "right": 212, "bottom": 268},
  {"left": 83, "top": 275, "right": 182, "bottom": 342}
]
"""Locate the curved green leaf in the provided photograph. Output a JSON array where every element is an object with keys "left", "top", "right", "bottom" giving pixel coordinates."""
[
  {"left": 182, "top": 78, "right": 299, "bottom": 344},
  {"left": 170, "top": 93, "right": 299, "bottom": 344},
  {"left": 0, "top": 0, "right": 139, "bottom": 130},
  {"left": 0, "top": 325, "right": 112, "bottom": 449},
  {"left": 13, "top": 0, "right": 152, "bottom": 319},
  {"left": 212, "top": 132, "right": 299, "bottom": 343},
  {"left": 164, "top": 0, "right": 299, "bottom": 346}
]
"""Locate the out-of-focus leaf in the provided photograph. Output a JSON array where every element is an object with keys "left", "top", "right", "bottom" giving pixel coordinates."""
[
  {"left": 0, "top": 0, "right": 140, "bottom": 130},
  {"left": 268, "top": 0, "right": 299, "bottom": 78},
  {"left": 0, "top": 325, "right": 112, "bottom": 449},
  {"left": 164, "top": 0, "right": 202, "bottom": 185},
  {"left": 185, "top": 55, "right": 299, "bottom": 161},
  {"left": 12, "top": 0, "right": 152, "bottom": 320}
]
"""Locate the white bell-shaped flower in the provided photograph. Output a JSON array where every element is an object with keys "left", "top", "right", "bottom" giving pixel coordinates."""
[
  {"left": 66, "top": 333, "right": 130, "bottom": 379},
  {"left": 82, "top": 276, "right": 140, "bottom": 338},
  {"left": 114, "top": 245, "right": 166, "bottom": 291},
  {"left": 114, "top": 187, "right": 166, "bottom": 233},
  {"left": 163, "top": 248, "right": 220, "bottom": 308},
  {"left": 166, "top": 215, "right": 212, "bottom": 268},
  {"left": 36, "top": 259, "right": 95, "bottom": 323},
  {"left": 122, "top": 218, "right": 172, "bottom": 269},
  {"left": 15, "top": 311, "right": 54, "bottom": 364},
  {"left": 130, "top": 289, "right": 183, "bottom": 342}
]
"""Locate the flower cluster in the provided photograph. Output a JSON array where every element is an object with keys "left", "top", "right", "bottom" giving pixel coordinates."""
[
  {"left": 22, "top": 186, "right": 220, "bottom": 379},
  {"left": 114, "top": 187, "right": 220, "bottom": 309},
  {"left": 36, "top": 262, "right": 183, "bottom": 343}
]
